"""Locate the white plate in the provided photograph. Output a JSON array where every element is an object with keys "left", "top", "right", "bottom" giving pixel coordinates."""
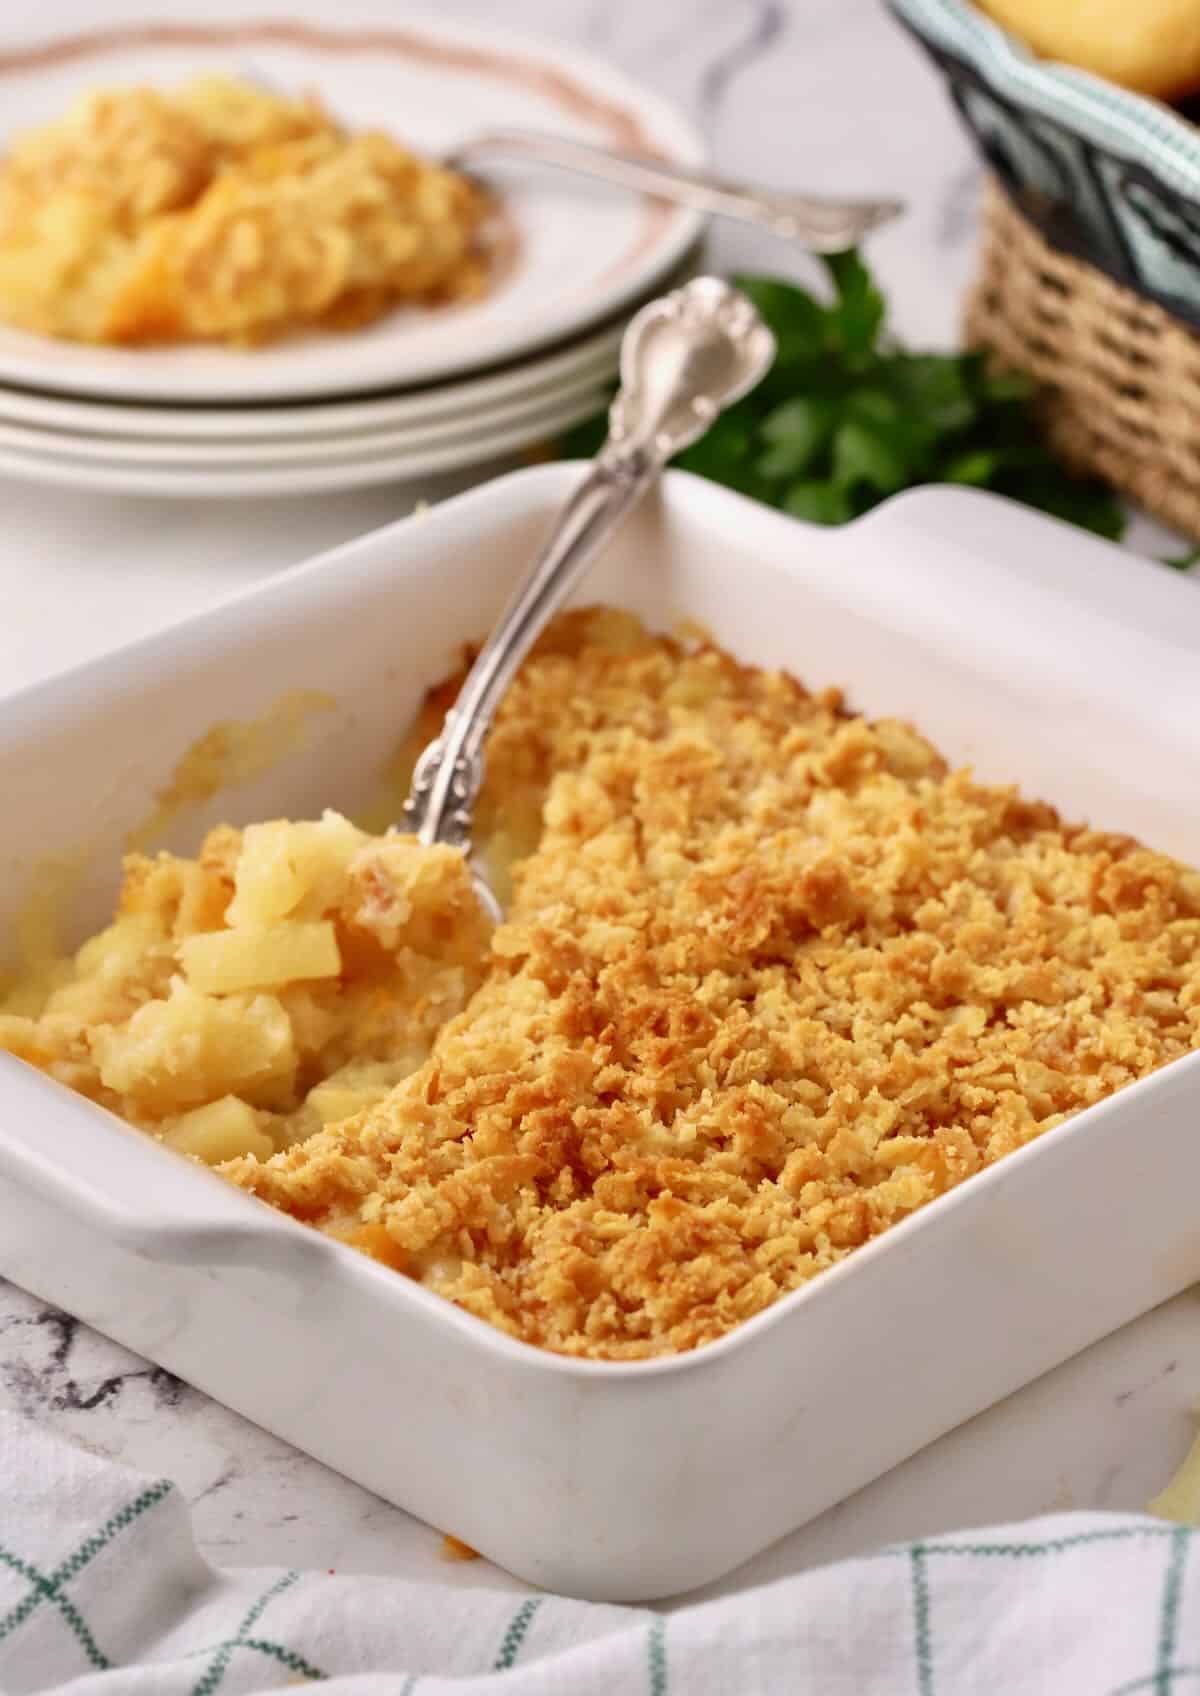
[
  {"left": 0, "top": 387, "right": 603, "bottom": 497},
  {"left": 0, "top": 16, "right": 704, "bottom": 402},
  {"left": 0, "top": 321, "right": 621, "bottom": 443},
  {"left": 0, "top": 367, "right": 609, "bottom": 466},
  {"left": 0, "top": 243, "right": 699, "bottom": 443},
  {"left": 2, "top": 469, "right": 1199, "bottom": 1602}
]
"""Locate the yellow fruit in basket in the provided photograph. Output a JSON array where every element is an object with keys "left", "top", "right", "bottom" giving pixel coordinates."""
[{"left": 976, "top": 0, "right": 1200, "bottom": 100}]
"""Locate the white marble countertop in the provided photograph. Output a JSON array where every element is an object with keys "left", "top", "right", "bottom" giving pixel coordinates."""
[{"left": 1, "top": 0, "right": 1196, "bottom": 1607}]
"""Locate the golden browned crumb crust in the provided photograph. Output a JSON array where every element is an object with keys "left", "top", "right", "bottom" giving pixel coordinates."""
[{"left": 221, "top": 608, "right": 1200, "bottom": 1360}]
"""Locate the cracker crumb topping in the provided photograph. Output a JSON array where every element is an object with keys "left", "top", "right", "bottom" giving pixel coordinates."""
[{"left": 215, "top": 609, "right": 1200, "bottom": 1359}]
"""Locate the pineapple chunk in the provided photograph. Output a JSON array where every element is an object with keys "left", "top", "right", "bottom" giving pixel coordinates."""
[
  {"left": 306, "top": 1059, "right": 415, "bottom": 1125},
  {"left": 163, "top": 1095, "right": 274, "bottom": 1163},
  {"left": 226, "top": 811, "right": 365, "bottom": 928},
  {"left": 180, "top": 920, "right": 341, "bottom": 993},
  {"left": 75, "top": 911, "right": 166, "bottom": 977},
  {"left": 347, "top": 835, "right": 489, "bottom": 958},
  {"left": 48, "top": 911, "right": 175, "bottom": 1025},
  {"left": 92, "top": 979, "right": 295, "bottom": 1113}
]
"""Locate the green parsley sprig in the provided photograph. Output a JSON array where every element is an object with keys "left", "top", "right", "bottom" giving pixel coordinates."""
[{"left": 559, "top": 251, "right": 1126, "bottom": 541}]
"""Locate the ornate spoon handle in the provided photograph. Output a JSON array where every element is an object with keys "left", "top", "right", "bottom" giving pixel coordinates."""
[{"left": 399, "top": 276, "right": 776, "bottom": 911}]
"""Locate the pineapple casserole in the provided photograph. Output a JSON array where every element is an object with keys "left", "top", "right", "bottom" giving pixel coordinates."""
[
  {"left": 4, "top": 607, "right": 1200, "bottom": 1360},
  {"left": 0, "top": 76, "right": 490, "bottom": 347}
]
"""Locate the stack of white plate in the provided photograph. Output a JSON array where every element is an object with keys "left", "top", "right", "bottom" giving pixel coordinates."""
[{"left": 0, "top": 15, "right": 706, "bottom": 498}]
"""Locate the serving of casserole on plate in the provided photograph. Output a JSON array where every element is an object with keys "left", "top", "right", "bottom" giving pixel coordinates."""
[
  {"left": 0, "top": 74, "right": 493, "bottom": 349},
  {"left": 1, "top": 467, "right": 1198, "bottom": 1598},
  {"left": 0, "top": 16, "right": 704, "bottom": 403}
]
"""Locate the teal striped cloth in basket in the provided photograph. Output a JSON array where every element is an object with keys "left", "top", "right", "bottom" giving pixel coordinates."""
[
  {"left": 889, "top": 0, "right": 1200, "bottom": 329},
  {"left": 3, "top": 1411, "right": 1200, "bottom": 1695}
]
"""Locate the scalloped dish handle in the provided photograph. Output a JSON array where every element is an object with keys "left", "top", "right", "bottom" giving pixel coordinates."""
[{"left": 0, "top": 1052, "right": 334, "bottom": 1277}]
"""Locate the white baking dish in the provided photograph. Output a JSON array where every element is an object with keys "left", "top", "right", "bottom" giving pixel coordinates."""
[{"left": 1, "top": 466, "right": 1198, "bottom": 1603}]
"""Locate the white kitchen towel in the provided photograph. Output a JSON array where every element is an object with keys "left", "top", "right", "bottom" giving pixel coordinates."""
[{"left": 0, "top": 1409, "right": 1195, "bottom": 1696}]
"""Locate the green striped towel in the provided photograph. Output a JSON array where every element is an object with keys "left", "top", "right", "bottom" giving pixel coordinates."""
[{"left": 1, "top": 1410, "right": 1197, "bottom": 1693}]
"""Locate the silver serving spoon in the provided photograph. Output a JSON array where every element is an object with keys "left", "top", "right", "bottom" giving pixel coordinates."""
[
  {"left": 399, "top": 275, "right": 776, "bottom": 920},
  {"left": 447, "top": 129, "right": 903, "bottom": 252}
]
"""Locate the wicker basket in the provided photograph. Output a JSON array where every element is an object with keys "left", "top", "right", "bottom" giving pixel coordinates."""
[{"left": 967, "top": 179, "right": 1200, "bottom": 540}]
